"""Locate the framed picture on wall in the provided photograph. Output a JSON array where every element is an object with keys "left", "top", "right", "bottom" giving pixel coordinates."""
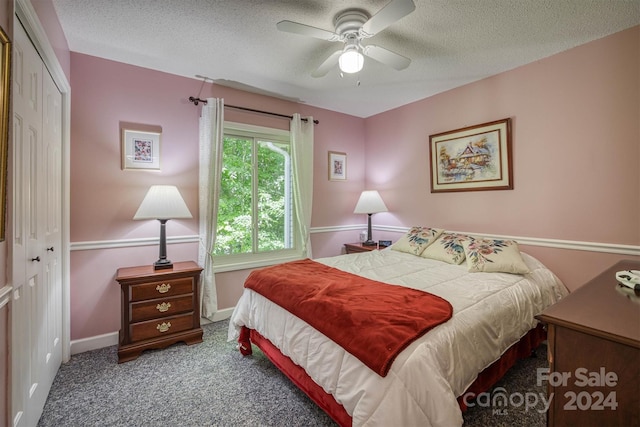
[
  {"left": 0, "top": 26, "right": 10, "bottom": 241},
  {"left": 328, "top": 151, "right": 347, "bottom": 181},
  {"left": 122, "top": 129, "right": 161, "bottom": 170},
  {"left": 429, "top": 118, "right": 513, "bottom": 193}
]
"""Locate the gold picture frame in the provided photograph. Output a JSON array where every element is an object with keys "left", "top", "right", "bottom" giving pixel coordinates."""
[
  {"left": 0, "top": 26, "right": 11, "bottom": 241},
  {"left": 429, "top": 118, "right": 513, "bottom": 193}
]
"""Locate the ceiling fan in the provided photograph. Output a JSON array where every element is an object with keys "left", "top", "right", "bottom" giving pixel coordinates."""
[{"left": 276, "top": 0, "right": 416, "bottom": 77}]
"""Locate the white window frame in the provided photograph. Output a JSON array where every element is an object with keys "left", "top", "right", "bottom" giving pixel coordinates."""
[{"left": 212, "top": 121, "right": 303, "bottom": 272}]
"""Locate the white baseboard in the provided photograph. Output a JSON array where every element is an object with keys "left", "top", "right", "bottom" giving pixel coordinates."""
[
  {"left": 201, "top": 307, "right": 234, "bottom": 324},
  {"left": 71, "top": 307, "right": 236, "bottom": 355},
  {"left": 70, "top": 331, "right": 119, "bottom": 355},
  {"left": 210, "top": 307, "right": 234, "bottom": 321}
]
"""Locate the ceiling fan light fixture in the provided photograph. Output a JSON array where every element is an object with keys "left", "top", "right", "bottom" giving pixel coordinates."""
[
  {"left": 339, "top": 44, "right": 364, "bottom": 74},
  {"left": 277, "top": 1, "right": 417, "bottom": 78}
]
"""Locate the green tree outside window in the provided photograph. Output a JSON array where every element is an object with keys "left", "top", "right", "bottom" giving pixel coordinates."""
[{"left": 214, "top": 133, "right": 293, "bottom": 256}]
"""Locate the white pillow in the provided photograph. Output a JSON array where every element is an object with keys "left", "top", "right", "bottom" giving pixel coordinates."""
[
  {"left": 420, "top": 232, "right": 469, "bottom": 264},
  {"left": 462, "top": 238, "right": 530, "bottom": 274},
  {"left": 390, "top": 227, "right": 443, "bottom": 256}
]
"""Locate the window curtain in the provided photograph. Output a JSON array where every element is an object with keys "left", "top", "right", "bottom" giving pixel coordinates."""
[
  {"left": 198, "top": 97, "right": 224, "bottom": 320},
  {"left": 290, "top": 114, "right": 314, "bottom": 258}
]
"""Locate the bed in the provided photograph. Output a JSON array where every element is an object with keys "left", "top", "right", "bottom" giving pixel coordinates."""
[{"left": 228, "top": 230, "right": 568, "bottom": 426}]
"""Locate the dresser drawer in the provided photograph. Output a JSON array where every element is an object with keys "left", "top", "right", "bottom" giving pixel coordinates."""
[
  {"left": 130, "top": 313, "right": 195, "bottom": 342},
  {"left": 130, "top": 294, "right": 195, "bottom": 323},
  {"left": 130, "top": 277, "right": 194, "bottom": 302}
]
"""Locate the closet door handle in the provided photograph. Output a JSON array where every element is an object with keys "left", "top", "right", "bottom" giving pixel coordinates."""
[
  {"left": 47, "top": 247, "right": 54, "bottom": 252},
  {"left": 31, "top": 256, "right": 41, "bottom": 262}
]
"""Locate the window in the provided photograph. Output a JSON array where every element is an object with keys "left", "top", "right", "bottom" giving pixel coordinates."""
[{"left": 213, "top": 122, "right": 298, "bottom": 264}]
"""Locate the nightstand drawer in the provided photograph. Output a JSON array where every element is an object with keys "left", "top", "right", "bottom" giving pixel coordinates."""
[
  {"left": 130, "top": 294, "right": 195, "bottom": 323},
  {"left": 130, "top": 277, "right": 194, "bottom": 302},
  {"left": 130, "top": 313, "right": 195, "bottom": 342}
]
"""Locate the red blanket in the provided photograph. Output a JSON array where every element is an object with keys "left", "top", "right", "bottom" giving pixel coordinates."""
[{"left": 244, "top": 259, "right": 453, "bottom": 377}]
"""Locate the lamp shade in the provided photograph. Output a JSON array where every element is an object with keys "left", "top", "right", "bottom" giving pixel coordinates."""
[
  {"left": 133, "top": 185, "right": 192, "bottom": 220},
  {"left": 353, "top": 190, "right": 388, "bottom": 214}
]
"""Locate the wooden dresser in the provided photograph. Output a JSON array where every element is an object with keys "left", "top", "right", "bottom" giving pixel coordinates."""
[
  {"left": 536, "top": 260, "right": 640, "bottom": 426},
  {"left": 115, "top": 261, "right": 204, "bottom": 363}
]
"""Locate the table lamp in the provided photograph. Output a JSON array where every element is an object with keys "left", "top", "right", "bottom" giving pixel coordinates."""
[
  {"left": 134, "top": 185, "right": 192, "bottom": 269},
  {"left": 353, "top": 190, "right": 388, "bottom": 246}
]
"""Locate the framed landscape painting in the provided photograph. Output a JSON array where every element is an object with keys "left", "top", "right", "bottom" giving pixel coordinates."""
[{"left": 429, "top": 118, "right": 512, "bottom": 193}]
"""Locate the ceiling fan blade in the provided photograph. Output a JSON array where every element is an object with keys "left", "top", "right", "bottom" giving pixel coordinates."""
[
  {"left": 276, "top": 20, "right": 340, "bottom": 41},
  {"left": 311, "top": 50, "right": 342, "bottom": 78},
  {"left": 363, "top": 45, "right": 411, "bottom": 70},
  {"left": 361, "top": 0, "right": 416, "bottom": 37}
]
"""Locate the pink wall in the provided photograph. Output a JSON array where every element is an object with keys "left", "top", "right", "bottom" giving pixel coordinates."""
[
  {"left": 70, "top": 54, "right": 366, "bottom": 244},
  {"left": 31, "top": 0, "right": 71, "bottom": 81},
  {"left": 68, "top": 27, "right": 639, "bottom": 341},
  {"left": 71, "top": 243, "right": 199, "bottom": 338},
  {"left": 365, "top": 26, "right": 640, "bottom": 290},
  {"left": 0, "top": 0, "right": 10, "bottom": 37},
  {"left": 70, "top": 56, "right": 201, "bottom": 242},
  {"left": 69, "top": 52, "right": 365, "bottom": 339}
]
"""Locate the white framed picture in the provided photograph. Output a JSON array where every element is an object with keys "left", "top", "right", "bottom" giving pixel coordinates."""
[
  {"left": 122, "top": 129, "right": 161, "bottom": 170},
  {"left": 328, "top": 151, "right": 347, "bottom": 181}
]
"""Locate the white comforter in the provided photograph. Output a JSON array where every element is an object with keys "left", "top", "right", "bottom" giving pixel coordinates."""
[{"left": 228, "top": 249, "right": 567, "bottom": 426}]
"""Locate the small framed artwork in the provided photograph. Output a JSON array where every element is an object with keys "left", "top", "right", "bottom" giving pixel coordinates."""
[
  {"left": 328, "top": 151, "right": 347, "bottom": 181},
  {"left": 429, "top": 118, "right": 512, "bottom": 193},
  {"left": 122, "top": 129, "right": 161, "bottom": 170}
]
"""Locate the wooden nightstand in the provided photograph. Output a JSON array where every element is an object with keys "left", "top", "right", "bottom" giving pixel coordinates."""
[
  {"left": 344, "top": 242, "right": 380, "bottom": 254},
  {"left": 536, "top": 260, "right": 639, "bottom": 426},
  {"left": 115, "top": 261, "right": 204, "bottom": 363}
]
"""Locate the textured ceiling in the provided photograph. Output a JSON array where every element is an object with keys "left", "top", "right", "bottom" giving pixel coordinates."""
[{"left": 51, "top": 0, "right": 639, "bottom": 118}]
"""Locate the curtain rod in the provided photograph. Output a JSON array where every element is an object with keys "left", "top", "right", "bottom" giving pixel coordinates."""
[{"left": 188, "top": 96, "right": 319, "bottom": 124}]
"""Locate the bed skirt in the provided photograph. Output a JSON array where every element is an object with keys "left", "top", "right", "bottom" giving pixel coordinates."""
[{"left": 240, "top": 324, "right": 546, "bottom": 426}]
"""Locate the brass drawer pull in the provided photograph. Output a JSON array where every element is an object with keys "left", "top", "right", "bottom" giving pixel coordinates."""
[
  {"left": 156, "top": 322, "right": 171, "bottom": 333},
  {"left": 156, "top": 302, "right": 171, "bottom": 313},
  {"left": 156, "top": 283, "right": 171, "bottom": 294}
]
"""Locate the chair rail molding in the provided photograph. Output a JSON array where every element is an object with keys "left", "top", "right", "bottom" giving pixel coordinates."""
[{"left": 70, "top": 225, "right": 640, "bottom": 257}]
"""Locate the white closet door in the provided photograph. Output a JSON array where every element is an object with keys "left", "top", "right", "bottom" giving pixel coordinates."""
[
  {"left": 11, "top": 21, "right": 63, "bottom": 427},
  {"left": 42, "top": 66, "right": 63, "bottom": 391}
]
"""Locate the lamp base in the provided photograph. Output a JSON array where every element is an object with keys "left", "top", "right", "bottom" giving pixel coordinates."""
[
  {"left": 153, "top": 259, "right": 173, "bottom": 270},
  {"left": 362, "top": 240, "right": 377, "bottom": 247}
]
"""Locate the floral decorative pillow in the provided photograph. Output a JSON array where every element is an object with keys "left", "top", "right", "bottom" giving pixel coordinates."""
[
  {"left": 462, "top": 238, "right": 530, "bottom": 274},
  {"left": 390, "top": 227, "right": 443, "bottom": 255},
  {"left": 420, "top": 232, "right": 469, "bottom": 264}
]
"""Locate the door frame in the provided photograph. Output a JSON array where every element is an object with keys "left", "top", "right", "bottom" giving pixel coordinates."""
[{"left": 15, "top": 0, "right": 71, "bottom": 363}]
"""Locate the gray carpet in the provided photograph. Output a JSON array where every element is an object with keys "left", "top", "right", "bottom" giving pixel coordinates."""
[{"left": 38, "top": 319, "right": 548, "bottom": 426}]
